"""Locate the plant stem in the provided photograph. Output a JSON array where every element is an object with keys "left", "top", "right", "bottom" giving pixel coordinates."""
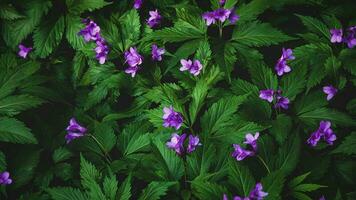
[
  {"left": 219, "top": 23, "right": 223, "bottom": 38},
  {"left": 257, "top": 155, "right": 271, "bottom": 174},
  {"left": 88, "top": 134, "right": 112, "bottom": 164}
]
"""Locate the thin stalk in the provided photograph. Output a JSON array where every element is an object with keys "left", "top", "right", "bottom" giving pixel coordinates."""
[
  {"left": 88, "top": 134, "right": 112, "bottom": 163},
  {"left": 257, "top": 155, "right": 271, "bottom": 174},
  {"left": 219, "top": 22, "right": 223, "bottom": 38}
]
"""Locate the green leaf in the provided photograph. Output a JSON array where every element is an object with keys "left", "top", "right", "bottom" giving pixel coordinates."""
[
  {"left": 0, "top": 4, "right": 24, "bottom": 20},
  {"left": 280, "top": 64, "right": 307, "bottom": 101},
  {"left": 191, "top": 180, "right": 227, "bottom": 200},
  {"left": 201, "top": 95, "right": 248, "bottom": 136},
  {"left": 53, "top": 147, "right": 73, "bottom": 163},
  {"left": 66, "top": 14, "right": 85, "bottom": 49},
  {"left": 117, "top": 175, "right": 132, "bottom": 200},
  {"left": 293, "top": 184, "right": 325, "bottom": 192},
  {"left": 325, "top": 56, "right": 341, "bottom": 75},
  {"left": 289, "top": 172, "right": 311, "bottom": 188},
  {"left": 194, "top": 40, "right": 212, "bottom": 68},
  {"left": 67, "top": 0, "right": 111, "bottom": 14},
  {"left": 47, "top": 187, "right": 87, "bottom": 200},
  {"left": 291, "top": 192, "right": 313, "bottom": 200},
  {"left": 237, "top": 0, "right": 270, "bottom": 23},
  {"left": 12, "top": 149, "right": 40, "bottom": 188},
  {"left": 0, "top": 117, "right": 37, "bottom": 144},
  {"left": 249, "top": 63, "right": 278, "bottom": 90},
  {"left": 189, "top": 80, "right": 210, "bottom": 126},
  {"left": 332, "top": 132, "right": 356, "bottom": 155},
  {"left": 261, "top": 171, "right": 285, "bottom": 200},
  {"left": 80, "top": 155, "right": 105, "bottom": 199},
  {"left": 213, "top": 41, "right": 237, "bottom": 82},
  {"left": 33, "top": 16, "right": 65, "bottom": 58},
  {"left": 152, "top": 138, "right": 184, "bottom": 181},
  {"left": 124, "top": 133, "right": 150, "bottom": 156},
  {"left": 228, "top": 161, "right": 255, "bottom": 196},
  {"left": 296, "top": 15, "right": 329, "bottom": 40},
  {"left": 0, "top": 95, "right": 43, "bottom": 116},
  {"left": 274, "top": 133, "right": 300, "bottom": 175},
  {"left": 103, "top": 175, "right": 118, "bottom": 200},
  {"left": 298, "top": 108, "right": 356, "bottom": 127},
  {"left": 0, "top": 151, "right": 6, "bottom": 171},
  {"left": 232, "top": 21, "right": 294, "bottom": 47},
  {"left": 2, "top": 0, "right": 52, "bottom": 48},
  {"left": 231, "top": 79, "right": 259, "bottom": 96},
  {"left": 270, "top": 114, "right": 292, "bottom": 145},
  {"left": 138, "top": 181, "right": 176, "bottom": 200},
  {"left": 119, "top": 9, "right": 141, "bottom": 51}
]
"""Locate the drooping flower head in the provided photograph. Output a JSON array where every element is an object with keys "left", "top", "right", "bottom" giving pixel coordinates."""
[
  {"left": 65, "top": 118, "right": 87, "bottom": 143},
  {"left": 0, "top": 171, "right": 12, "bottom": 185},
  {"left": 323, "top": 85, "right": 337, "bottom": 101},
  {"left": 259, "top": 89, "right": 274, "bottom": 103},
  {"left": 151, "top": 44, "right": 165, "bottom": 61},
  {"left": 274, "top": 90, "right": 290, "bottom": 110},
  {"left": 232, "top": 144, "right": 254, "bottom": 161},
  {"left": 162, "top": 106, "right": 184, "bottom": 130},
  {"left": 244, "top": 132, "right": 259, "bottom": 151},
  {"left": 180, "top": 59, "right": 203, "bottom": 76},
  {"left": 343, "top": 26, "right": 356, "bottom": 48},
  {"left": 330, "top": 29, "right": 343, "bottom": 43},
  {"left": 147, "top": 9, "right": 162, "bottom": 28},
  {"left": 249, "top": 183, "right": 268, "bottom": 200},
  {"left": 18, "top": 44, "right": 32, "bottom": 59},
  {"left": 307, "top": 121, "right": 336, "bottom": 147},
  {"left": 166, "top": 133, "right": 187, "bottom": 155},
  {"left": 124, "top": 47, "right": 143, "bottom": 77},
  {"left": 187, "top": 135, "right": 202, "bottom": 153},
  {"left": 133, "top": 0, "right": 143, "bottom": 9},
  {"left": 202, "top": 11, "right": 217, "bottom": 26}
]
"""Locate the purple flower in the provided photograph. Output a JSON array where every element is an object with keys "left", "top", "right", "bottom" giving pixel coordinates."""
[
  {"left": 187, "top": 135, "right": 201, "bottom": 153},
  {"left": 95, "top": 39, "right": 109, "bottom": 64},
  {"left": 244, "top": 132, "right": 259, "bottom": 151},
  {"left": 223, "top": 194, "right": 249, "bottom": 200},
  {"left": 275, "top": 48, "right": 294, "bottom": 76},
  {"left": 307, "top": 121, "right": 336, "bottom": 147},
  {"left": 228, "top": 8, "right": 240, "bottom": 24},
  {"left": 344, "top": 26, "right": 356, "bottom": 48},
  {"left": 214, "top": 8, "right": 231, "bottom": 22},
  {"left": 0, "top": 171, "right": 12, "bottom": 185},
  {"left": 180, "top": 59, "right": 203, "bottom": 76},
  {"left": 65, "top": 118, "right": 87, "bottom": 143},
  {"left": 18, "top": 44, "right": 32, "bottom": 59},
  {"left": 163, "top": 106, "right": 184, "bottom": 130},
  {"left": 330, "top": 29, "right": 343, "bottom": 43},
  {"left": 232, "top": 144, "right": 254, "bottom": 161},
  {"left": 133, "top": 0, "right": 143, "bottom": 9},
  {"left": 219, "top": 0, "right": 226, "bottom": 5},
  {"left": 274, "top": 95, "right": 290, "bottom": 110},
  {"left": 249, "top": 183, "right": 268, "bottom": 200},
  {"left": 79, "top": 19, "right": 101, "bottom": 42},
  {"left": 202, "top": 11, "right": 217, "bottom": 26},
  {"left": 259, "top": 89, "right": 274, "bottom": 103},
  {"left": 166, "top": 133, "right": 186, "bottom": 155},
  {"left": 147, "top": 9, "right": 161, "bottom": 28},
  {"left": 125, "top": 66, "right": 140, "bottom": 77},
  {"left": 151, "top": 44, "right": 165, "bottom": 61},
  {"left": 319, "top": 196, "right": 326, "bottom": 200},
  {"left": 323, "top": 85, "right": 337, "bottom": 101},
  {"left": 125, "top": 47, "right": 143, "bottom": 67}
]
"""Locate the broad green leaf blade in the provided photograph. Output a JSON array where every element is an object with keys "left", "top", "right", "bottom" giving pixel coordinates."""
[
  {"left": 0, "top": 95, "right": 43, "bottom": 116},
  {"left": 47, "top": 187, "right": 88, "bottom": 200},
  {"left": 296, "top": 15, "right": 329, "bottom": 41},
  {"left": 274, "top": 133, "right": 301, "bottom": 175},
  {"left": 138, "top": 181, "right": 176, "bottom": 200},
  {"left": 33, "top": 16, "right": 65, "bottom": 58},
  {"left": 117, "top": 175, "right": 132, "bottom": 200},
  {"left": 52, "top": 147, "right": 73, "bottom": 163},
  {"left": 289, "top": 172, "right": 311, "bottom": 188},
  {"left": 66, "top": 14, "right": 85, "bottom": 49},
  {"left": 0, "top": 117, "right": 37, "bottom": 144},
  {"left": 67, "top": 0, "right": 111, "bottom": 14},
  {"left": 103, "top": 175, "right": 118, "bottom": 200},
  {"left": 261, "top": 171, "right": 285, "bottom": 200},
  {"left": 332, "top": 132, "right": 356, "bottom": 155},
  {"left": 228, "top": 161, "right": 255, "bottom": 196}
]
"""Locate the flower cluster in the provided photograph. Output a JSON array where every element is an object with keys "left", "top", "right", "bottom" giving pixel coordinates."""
[
  {"left": 65, "top": 118, "right": 87, "bottom": 143},
  {"left": 330, "top": 26, "right": 356, "bottom": 48},
  {"left": 124, "top": 47, "right": 143, "bottom": 77},
  {"left": 0, "top": 171, "right": 12, "bottom": 185},
  {"left": 147, "top": 10, "right": 162, "bottom": 28},
  {"left": 232, "top": 132, "right": 259, "bottom": 161},
  {"left": 163, "top": 106, "right": 183, "bottom": 130},
  {"left": 307, "top": 121, "right": 336, "bottom": 147},
  {"left": 180, "top": 59, "right": 203, "bottom": 76},
  {"left": 78, "top": 19, "right": 109, "bottom": 64},
  {"left": 275, "top": 48, "right": 295, "bottom": 76},
  {"left": 151, "top": 44, "right": 165, "bottom": 61},
  {"left": 223, "top": 183, "right": 268, "bottom": 200},
  {"left": 166, "top": 133, "right": 201, "bottom": 155},
  {"left": 18, "top": 44, "right": 32, "bottom": 59},
  {"left": 259, "top": 89, "right": 290, "bottom": 110},
  {"left": 323, "top": 85, "right": 337, "bottom": 101},
  {"left": 202, "top": 7, "right": 239, "bottom": 26}
]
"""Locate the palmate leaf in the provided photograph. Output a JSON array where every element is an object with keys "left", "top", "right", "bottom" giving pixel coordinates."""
[
  {"left": 0, "top": 117, "right": 37, "bottom": 144},
  {"left": 332, "top": 132, "right": 356, "bottom": 155},
  {"left": 119, "top": 9, "right": 141, "bottom": 51},
  {"left": 191, "top": 179, "right": 227, "bottom": 200},
  {"left": 2, "top": 0, "right": 52, "bottom": 48},
  {"left": 212, "top": 40, "right": 237, "bottom": 82},
  {"left": 0, "top": 95, "right": 43, "bottom": 116},
  {"left": 152, "top": 138, "right": 184, "bottom": 181},
  {"left": 270, "top": 114, "right": 292, "bottom": 145},
  {"left": 80, "top": 155, "right": 106, "bottom": 199},
  {"left": 261, "top": 171, "right": 285, "bottom": 200},
  {"left": 296, "top": 15, "right": 329, "bottom": 41},
  {"left": 228, "top": 161, "right": 255, "bottom": 196},
  {"left": 47, "top": 187, "right": 88, "bottom": 200},
  {"left": 237, "top": 0, "right": 270, "bottom": 23},
  {"left": 117, "top": 175, "right": 132, "bottom": 200},
  {"left": 33, "top": 15, "right": 65, "bottom": 58},
  {"left": 138, "top": 182, "right": 176, "bottom": 200},
  {"left": 232, "top": 21, "right": 294, "bottom": 47},
  {"left": 186, "top": 144, "right": 216, "bottom": 178},
  {"left": 66, "top": 14, "right": 86, "bottom": 49},
  {"left": 280, "top": 64, "right": 307, "bottom": 101},
  {"left": 103, "top": 175, "right": 118, "bottom": 200},
  {"left": 298, "top": 107, "right": 356, "bottom": 127},
  {"left": 249, "top": 62, "right": 278, "bottom": 90},
  {"left": 67, "top": 0, "right": 111, "bottom": 14}
]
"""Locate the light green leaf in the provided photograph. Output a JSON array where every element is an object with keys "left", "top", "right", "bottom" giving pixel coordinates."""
[
  {"left": 0, "top": 117, "right": 37, "bottom": 144},
  {"left": 138, "top": 181, "right": 176, "bottom": 200},
  {"left": 103, "top": 175, "right": 118, "bottom": 200},
  {"left": 117, "top": 175, "right": 132, "bottom": 200},
  {"left": 66, "top": 14, "right": 85, "bottom": 49}
]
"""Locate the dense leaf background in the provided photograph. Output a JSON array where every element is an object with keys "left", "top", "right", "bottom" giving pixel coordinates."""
[{"left": 0, "top": 0, "right": 355, "bottom": 199}]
